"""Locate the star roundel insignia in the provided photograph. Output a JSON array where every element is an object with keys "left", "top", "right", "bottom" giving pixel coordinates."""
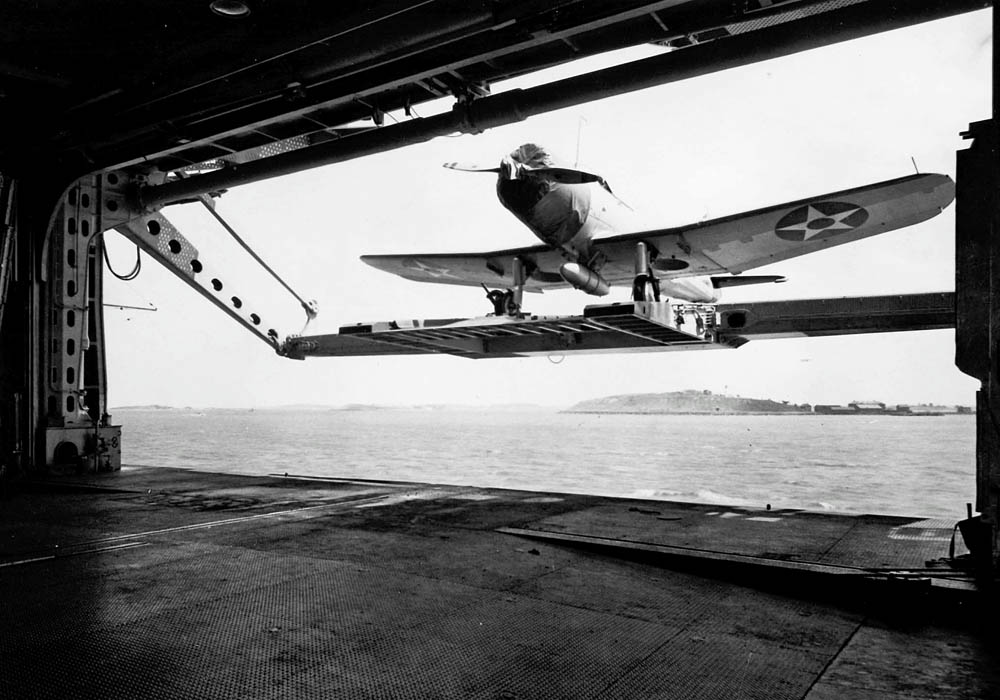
[
  {"left": 404, "top": 259, "right": 460, "bottom": 279},
  {"left": 774, "top": 201, "right": 869, "bottom": 242}
]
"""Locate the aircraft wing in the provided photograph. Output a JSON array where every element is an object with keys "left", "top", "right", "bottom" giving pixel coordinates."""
[
  {"left": 362, "top": 173, "right": 954, "bottom": 291},
  {"left": 362, "top": 246, "right": 561, "bottom": 292},
  {"left": 591, "top": 173, "right": 954, "bottom": 283}
]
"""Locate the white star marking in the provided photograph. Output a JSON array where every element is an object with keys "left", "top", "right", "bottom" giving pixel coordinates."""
[
  {"left": 780, "top": 205, "right": 863, "bottom": 240},
  {"left": 406, "top": 259, "right": 460, "bottom": 279}
]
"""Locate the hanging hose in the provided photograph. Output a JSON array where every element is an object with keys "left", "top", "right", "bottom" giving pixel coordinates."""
[
  {"left": 102, "top": 236, "right": 142, "bottom": 281},
  {"left": 197, "top": 195, "right": 318, "bottom": 325}
]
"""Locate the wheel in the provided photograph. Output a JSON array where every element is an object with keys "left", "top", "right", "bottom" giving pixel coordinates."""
[
  {"left": 503, "top": 291, "right": 520, "bottom": 316},
  {"left": 485, "top": 289, "right": 507, "bottom": 315}
]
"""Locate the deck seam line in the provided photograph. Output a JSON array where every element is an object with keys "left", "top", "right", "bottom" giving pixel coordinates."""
[
  {"left": 799, "top": 617, "right": 866, "bottom": 699},
  {"left": 815, "top": 519, "right": 863, "bottom": 562},
  {"left": 593, "top": 628, "right": 686, "bottom": 699},
  {"left": 500, "top": 527, "right": 874, "bottom": 574},
  {"left": 88, "top": 494, "right": 395, "bottom": 543},
  {"left": 0, "top": 493, "right": 394, "bottom": 561}
]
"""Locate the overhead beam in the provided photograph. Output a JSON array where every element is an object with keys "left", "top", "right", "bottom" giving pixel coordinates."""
[{"left": 139, "top": 0, "right": 988, "bottom": 209}]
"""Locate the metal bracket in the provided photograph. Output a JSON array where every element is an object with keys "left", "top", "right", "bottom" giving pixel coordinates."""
[
  {"left": 103, "top": 171, "right": 298, "bottom": 354},
  {"left": 115, "top": 213, "right": 286, "bottom": 350}
]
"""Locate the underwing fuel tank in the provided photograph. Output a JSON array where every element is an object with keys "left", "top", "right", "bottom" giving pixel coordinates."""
[
  {"left": 659, "top": 276, "right": 719, "bottom": 303},
  {"left": 560, "top": 262, "right": 610, "bottom": 296}
]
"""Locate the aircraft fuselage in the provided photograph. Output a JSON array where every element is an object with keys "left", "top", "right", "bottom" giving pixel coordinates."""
[{"left": 494, "top": 145, "right": 718, "bottom": 302}]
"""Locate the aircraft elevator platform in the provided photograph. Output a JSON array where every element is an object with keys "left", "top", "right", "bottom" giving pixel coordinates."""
[{"left": 285, "top": 292, "right": 955, "bottom": 360}]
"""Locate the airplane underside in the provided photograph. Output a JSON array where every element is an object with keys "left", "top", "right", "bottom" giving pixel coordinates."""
[{"left": 363, "top": 167, "right": 954, "bottom": 316}]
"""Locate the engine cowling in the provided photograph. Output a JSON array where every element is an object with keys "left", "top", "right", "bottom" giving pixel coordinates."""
[{"left": 559, "top": 262, "right": 610, "bottom": 296}]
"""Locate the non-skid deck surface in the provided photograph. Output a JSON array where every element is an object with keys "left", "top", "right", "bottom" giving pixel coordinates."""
[
  {"left": 1, "top": 466, "right": 997, "bottom": 699},
  {"left": 507, "top": 501, "right": 966, "bottom": 570}
]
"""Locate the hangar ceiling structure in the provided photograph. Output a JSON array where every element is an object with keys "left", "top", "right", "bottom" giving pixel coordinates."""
[
  {"left": 0, "top": 0, "right": 987, "bottom": 184},
  {"left": 1, "top": 0, "right": 997, "bottom": 566}
]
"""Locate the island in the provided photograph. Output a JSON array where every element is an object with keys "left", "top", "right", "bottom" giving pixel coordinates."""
[
  {"left": 564, "top": 390, "right": 812, "bottom": 415},
  {"left": 564, "top": 391, "right": 974, "bottom": 415}
]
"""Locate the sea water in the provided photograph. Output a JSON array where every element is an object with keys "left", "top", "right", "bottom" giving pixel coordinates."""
[{"left": 116, "top": 408, "right": 976, "bottom": 519}]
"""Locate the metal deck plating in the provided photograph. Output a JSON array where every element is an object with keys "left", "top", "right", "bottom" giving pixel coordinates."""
[{"left": 2, "top": 467, "right": 997, "bottom": 699}]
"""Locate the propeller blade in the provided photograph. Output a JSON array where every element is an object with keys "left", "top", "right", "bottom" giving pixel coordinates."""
[
  {"left": 444, "top": 159, "right": 632, "bottom": 209},
  {"left": 530, "top": 167, "right": 628, "bottom": 207},
  {"left": 443, "top": 161, "right": 501, "bottom": 173},
  {"left": 531, "top": 167, "right": 606, "bottom": 186}
]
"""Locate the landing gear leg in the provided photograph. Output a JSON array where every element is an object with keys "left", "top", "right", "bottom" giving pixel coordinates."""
[
  {"left": 631, "top": 241, "right": 660, "bottom": 302},
  {"left": 509, "top": 256, "right": 525, "bottom": 315}
]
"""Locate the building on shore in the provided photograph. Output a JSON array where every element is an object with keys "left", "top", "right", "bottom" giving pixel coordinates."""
[{"left": 814, "top": 401, "right": 974, "bottom": 416}]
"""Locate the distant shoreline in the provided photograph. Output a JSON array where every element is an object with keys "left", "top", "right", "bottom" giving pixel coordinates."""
[
  {"left": 563, "top": 410, "right": 811, "bottom": 416},
  {"left": 111, "top": 403, "right": 559, "bottom": 412},
  {"left": 110, "top": 405, "right": 974, "bottom": 416},
  {"left": 562, "top": 390, "right": 974, "bottom": 417},
  {"left": 562, "top": 410, "right": 971, "bottom": 416}
]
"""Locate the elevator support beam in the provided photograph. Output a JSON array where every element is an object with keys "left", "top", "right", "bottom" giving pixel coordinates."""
[
  {"left": 0, "top": 175, "right": 123, "bottom": 474},
  {"left": 40, "top": 176, "right": 121, "bottom": 473}
]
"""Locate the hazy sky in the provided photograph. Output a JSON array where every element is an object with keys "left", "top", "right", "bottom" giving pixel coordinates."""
[{"left": 103, "top": 10, "right": 991, "bottom": 409}]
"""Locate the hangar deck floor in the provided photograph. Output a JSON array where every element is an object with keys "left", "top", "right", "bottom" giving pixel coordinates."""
[{"left": 2, "top": 466, "right": 998, "bottom": 699}]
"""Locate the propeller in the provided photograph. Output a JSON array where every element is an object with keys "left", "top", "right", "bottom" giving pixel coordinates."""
[
  {"left": 534, "top": 167, "right": 637, "bottom": 211},
  {"left": 444, "top": 160, "right": 632, "bottom": 208},
  {"left": 444, "top": 161, "right": 607, "bottom": 185}
]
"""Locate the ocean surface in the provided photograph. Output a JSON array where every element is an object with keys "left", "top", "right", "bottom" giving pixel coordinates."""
[{"left": 115, "top": 408, "right": 977, "bottom": 519}]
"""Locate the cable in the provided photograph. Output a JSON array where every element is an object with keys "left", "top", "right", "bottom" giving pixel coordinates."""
[
  {"left": 102, "top": 238, "right": 142, "bottom": 281},
  {"left": 197, "top": 196, "right": 317, "bottom": 320}
]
